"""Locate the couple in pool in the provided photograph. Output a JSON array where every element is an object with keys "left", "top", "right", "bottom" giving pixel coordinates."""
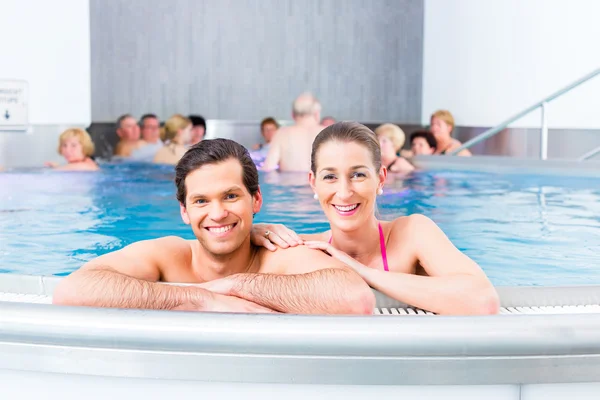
[{"left": 54, "top": 122, "right": 499, "bottom": 315}]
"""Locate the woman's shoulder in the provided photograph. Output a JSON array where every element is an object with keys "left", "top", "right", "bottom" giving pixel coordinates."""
[
  {"left": 449, "top": 140, "right": 472, "bottom": 156},
  {"left": 84, "top": 158, "right": 99, "bottom": 170},
  {"left": 391, "top": 157, "right": 415, "bottom": 172},
  {"left": 153, "top": 146, "right": 170, "bottom": 162},
  {"left": 388, "top": 214, "right": 435, "bottom": 235}
]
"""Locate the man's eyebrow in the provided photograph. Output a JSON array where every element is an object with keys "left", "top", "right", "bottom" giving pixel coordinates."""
[{"left": 188, "top": 186, "right": 243, "bottom": 198}]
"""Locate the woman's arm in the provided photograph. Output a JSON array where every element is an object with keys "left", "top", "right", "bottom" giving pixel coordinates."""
[
  {"left": 367, "top": 215, "right": 498, "bottom": 315},
  {"left": 305, "top": 215, "right": 499, "bottom": 315}
]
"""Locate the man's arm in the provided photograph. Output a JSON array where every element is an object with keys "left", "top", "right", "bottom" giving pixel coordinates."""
[
  {"left": 202, "top": 246, "right": 375, "bottom": 315},
  {"left": 53, "top": 237, "right": 274, "bottom": 313},
  {"left": 53, "top": 237, "right": 207, "bottom": 309}
]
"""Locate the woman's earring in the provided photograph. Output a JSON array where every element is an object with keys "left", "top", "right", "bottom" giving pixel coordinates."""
[
  {"left": 313, "top": 193, "right": 318, "bottom": 200},
  {"left": 377, "top": 188, "right": 383, "bottom": 195}
]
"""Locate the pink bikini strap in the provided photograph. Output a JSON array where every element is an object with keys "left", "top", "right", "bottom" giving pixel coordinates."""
[{"left": 378, "top": 222, "right": 389, "bottom": 272}]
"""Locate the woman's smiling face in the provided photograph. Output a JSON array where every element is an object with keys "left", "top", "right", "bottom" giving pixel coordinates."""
[{"left": 310, "top": 140, "right": 385, "bottom": 232}]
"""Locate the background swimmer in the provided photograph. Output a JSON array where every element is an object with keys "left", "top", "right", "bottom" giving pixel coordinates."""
[{"left": 45, "top": 128, "right": 99, "bottom": 171}]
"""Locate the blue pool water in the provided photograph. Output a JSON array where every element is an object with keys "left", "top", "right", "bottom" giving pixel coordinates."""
[{"left": 1, "top": 163, "right": 599, "bottom": 286}]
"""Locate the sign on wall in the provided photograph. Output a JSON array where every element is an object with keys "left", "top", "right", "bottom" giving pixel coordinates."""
[{"left": 0, "top": 80, "right": 28, "bottom": 131}]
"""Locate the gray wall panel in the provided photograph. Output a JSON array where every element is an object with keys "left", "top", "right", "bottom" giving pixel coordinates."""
[{"left": 90, "top": 0, "right": 424, "bottom": 122}]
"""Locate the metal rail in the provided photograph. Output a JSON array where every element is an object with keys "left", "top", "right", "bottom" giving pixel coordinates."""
[{"left": 450, "top": 68, "right": 600, "bottom": 158}]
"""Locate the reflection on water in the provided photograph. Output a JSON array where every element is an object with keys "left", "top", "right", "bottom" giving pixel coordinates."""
[{"left": 1, "top": 164, "right": 600, "bottom": 286}]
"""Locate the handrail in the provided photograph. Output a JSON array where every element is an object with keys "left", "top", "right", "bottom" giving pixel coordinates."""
[
  {"left": 450, "top": 68, "right": 600, "bottom": 156},
  {"left": 577, "top": 145, "right": 600, "bottom": 161}
]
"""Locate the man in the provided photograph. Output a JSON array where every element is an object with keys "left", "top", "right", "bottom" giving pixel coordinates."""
[
  {"left": 53, "top": 138, "right": 375, "bottom": 314},
  {"left": 130, "top": 114, "right": 163, "bottom": 161},
  {"left": 114, "top": 114, "right": 143, "bottom": 157},
  {"left": 410, "top": 130, "right": 437, "bottom": 156},
  {"left": 189, "top": 115, "right": 206, "bottom": 145},
  {"left": 262, "top": 93, "right": 324, "bottom": 172}
]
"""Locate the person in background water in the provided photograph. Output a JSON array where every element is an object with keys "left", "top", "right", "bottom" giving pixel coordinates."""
[
  {"left": 374, "top": 123, "right": 414, "bottom": 173},
  {"left": 262, "top": 93, "right": 325, "bottom": 172},
  {"left": 410, "top": 130, "right": 437, "bottom": 156},
  {"left": 252, "top": 117, "right": 279, "bottom": 156},
  {"left": 130, "top": 114, "right": 163, "bottom": 162},
  {"left": 430, "top": 110, "right": 471, "bottom": 156},
  {"left": 153, "top": 114, "right": 192, "bottom": 165},
  {"left": 189, "top": 115, "right": 206, "bottom": 145},
  {"left": 45, "top": 128, "right": 99, "bottom": 171},
  {"left": 251, "top": 122, "right": 499, "bottom": 316},
  {"left": 114, "top": 114, "right": 143, "bottom": 157},
  {"left": 53, "top": 138, "right": 374, "bottom": 314},
  {"left": 321, "top": 116, "right": 336, "bottom": 127}
]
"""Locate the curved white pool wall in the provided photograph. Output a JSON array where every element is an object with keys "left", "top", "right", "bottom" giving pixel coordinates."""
[{"left": 2, "top": 272, "right": 600, "bottom": 400}]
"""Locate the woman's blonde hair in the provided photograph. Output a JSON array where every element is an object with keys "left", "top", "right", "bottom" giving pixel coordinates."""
[
  {"left": 58, "top": 128, "right": 95, "bottom": 157},
  {"left": 160, "top": 114, "right": 192, "bottom": 142},
  {"left": 374, "top": 123, "right": 406, "bottom": 152},
  {"left": 431, "top": 110, "right": 455, "bottom": 132}
]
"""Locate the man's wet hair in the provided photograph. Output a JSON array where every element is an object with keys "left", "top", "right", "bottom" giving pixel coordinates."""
[{"left": 175, "top": 139, "right": 258, "bottom": 204}]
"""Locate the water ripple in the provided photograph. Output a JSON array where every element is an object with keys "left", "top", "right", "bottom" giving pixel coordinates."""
[{"left": 1, "top": 165, "right": 599, "bottom": 285}]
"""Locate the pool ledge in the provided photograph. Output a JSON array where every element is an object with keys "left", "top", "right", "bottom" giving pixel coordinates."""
[
  {"left": 1, "top": 273, "right": 600, "bottom": 386},
  {"left": 412, "top": 155, "right": 600, "bottom": 177}
]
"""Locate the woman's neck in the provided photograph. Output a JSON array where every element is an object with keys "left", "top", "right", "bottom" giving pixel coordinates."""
[
  {"left": 330, "top": 217, "right": 381, "bottom": 264},
  {"left": 436, "top": 136, "right": 453, "bottom": 152},
  {"left": 68, "top": 157, "right": 87, "bottom": 164}
]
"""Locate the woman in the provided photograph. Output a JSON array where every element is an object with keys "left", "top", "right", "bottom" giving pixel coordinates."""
[
  {"left": 45, "top": 128, "right": 99, "bottom": 171},
  {"left": 374, "top": 123, "right": 414, "bottom": 173},
  {"left": 252, "top": 122, "right": 498, "bottom": 315},
  {"left": 410, "top": 130, "right": 437, "bottom": 155},
  {"left": 430, "top": 110, "right": 471, "bottom": 156},
  {"left": 153, "top": 114, "right": 192, "bottom": 165}
]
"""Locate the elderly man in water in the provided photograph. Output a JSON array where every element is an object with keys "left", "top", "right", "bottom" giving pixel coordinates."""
[
  {"left": 262, "top": 93, "right": 325, "bottom": 172},
  {"left": 53, "top": 138, "right": 375, "bottom": 314}
]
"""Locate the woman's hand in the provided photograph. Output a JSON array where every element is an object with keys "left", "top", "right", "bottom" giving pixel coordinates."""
[
  {"left": 44, "top": 161, "right": 58, "bottom": 168},
  {"left": 250, "top": 223, "right": 303, "bottom": 251},
  {"left": 304, "top": 241, "right": 370, "bottom": 278}
]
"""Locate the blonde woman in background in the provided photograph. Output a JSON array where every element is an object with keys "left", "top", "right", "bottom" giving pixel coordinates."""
[
  {"left": 374, "top": 123, "right": 414, "bottom": 173},
  {"left": 153, "top": 114, "right": 192, "bottom": 165},
  {"left": 430, "top": 110, "right": 471, "bottom": 156},
  {"left": 45, "top": 128, "right": 99, "bottom": 171}
]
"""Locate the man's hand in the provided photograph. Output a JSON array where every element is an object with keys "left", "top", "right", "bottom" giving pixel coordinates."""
[
  {"left": 198, "top": 276, "right": 236, "bottom": 296},
  {"left": 206, "top": 293, "right": 278, "bottom": 313}
]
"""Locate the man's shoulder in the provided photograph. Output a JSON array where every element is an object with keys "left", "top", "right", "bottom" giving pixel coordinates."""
[
  {"left": 274, "top": 125, "right": 293, "bottom": 139},
  {"left": 126, "top": 236, "right": 192, "bottom": 254}
]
